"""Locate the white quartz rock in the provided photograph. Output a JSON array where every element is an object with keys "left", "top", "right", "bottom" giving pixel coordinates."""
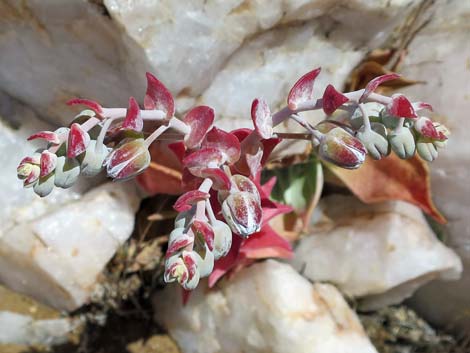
[
  {"left": 0, "top": 0, "right": 418, "bottom": 125},
  {"left": 396, "top": 0, "right": 470, "bottom": 331},
  {"left": 0, "top": 182, "right": 140, "bottom": 311},
  {"left": 153, "top": 260, "right": 378, "bottom": 353},
  {"left": 292, "top": 195, "right": 462, "bottom": 310},
  {"left": 0, "top": 311, "right": 79, "bottom": 346}
]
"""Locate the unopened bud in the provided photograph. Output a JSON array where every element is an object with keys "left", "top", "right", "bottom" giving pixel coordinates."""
[
  {"left": 54, "top": 156, "right": 80, "bottom": 188},
  {"left": 389, "top": 128, "right": 416, "bottom": 159},
  {"left": 319, "top": 127, "right": 366, "bottom": 169},
  {"left": 105, "top": 139, "right": 150, "bottom": 180},
  {"left": 222, "top": 191, "right": 262, "bottom": 237}
]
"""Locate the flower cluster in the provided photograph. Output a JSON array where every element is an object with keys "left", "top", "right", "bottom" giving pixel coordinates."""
[{"left": 16, "top": 68, "right": 449, "bottom": 290}]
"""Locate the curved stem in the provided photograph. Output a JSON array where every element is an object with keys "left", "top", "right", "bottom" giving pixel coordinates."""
[{"left": 358, "top": 103, "right": 371, "bottom": 131}]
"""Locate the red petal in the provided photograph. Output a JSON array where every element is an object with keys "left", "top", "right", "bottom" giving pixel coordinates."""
[
  {"left": 183, "top": 147, "right": 225, "bottom": 170},
  {"left": 166, "top": 234, "right": 193, "bottom": 258},
  {"left": 191, "top": 220, "right": 215, "bottom": 251},
  {"left": 322, "top": 84, "right": 349, "bottom": 115},
  {"left": 183, "top": 106, "right": 215, "bottom": 148},
  {"left": 182, "top": 252, "right": 198, "bottom": 281},
  {"left": 202, "top": 127, "right": 241, "bottom": 164},
  {"left": 413, "top": 102, "right": 434, "bottom": 112},
  {"left": 199, "top": 168, "right": 231, "bottom": 190},
  {"left": 144, "top": 72, "right": 175, "bottom": 118},
  {"left": 415, "top": 117, "right": 448, "bottom": 141},
  {"left": 122, "top": 97, "right": 143, "bottom": 132},
  {"left": 387, "top": 94, "right": 418, "bottom": 118},
  {"left": 27, "top": 131, "right": 60, "bottom": 145},
  {"left": 360, "top": 73, "right": 400, "bottom": 102},
  {"left": 66, "top": 98, "right": 103, "bottom": 115},
  {"left": 67, "top": 123, "right": 90, "bottom": 158},
  {"left": 40, "top": 150, "right": 57, "bottom": 177},
  {"left": 287, "top": 68, "right": 321, "bottom": 110},
  {"left": 251, "top": 98, "right": 273, "bottom": 139},
  {"left": 173, "top": 190, "right": 210, "bottom": 212}
]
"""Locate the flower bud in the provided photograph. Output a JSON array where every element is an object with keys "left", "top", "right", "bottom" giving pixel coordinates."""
[
  {"left": 230, "top": 175, "right": 260, "bottom": 201},
  {"left": 54, "top": 156, "right": 80, "bottom": 188},
  {"left": 105, "top": 138, "right": 150, "bottom": 180},
  {"left": 164, "top": 256, "right": 189, "bottom": 285},
  {"left": 33, "top": 174, "right": 55, "bottom": 197},
  {"left": 80, "top": 140, "right": 110, "bottom": 177},
  {"left": 318, "top": 127, "right": 366, "bottom": 169},
  {"left": 212, "top": 220, "right": 232, "bottom": 259},
  {"left": 417, "top": 141, "right": 438, "bottom": 162},
  {"left": 17, "top": 155, "right": 41, "bottom": 188},
  {"left": 356, "top": 123, "right": 389, "bottom": 160},
  {"left": 388, "top": 128, "right": 416, "bottom": 159},
  {"left": 222, "top": 191, "right": 262, "bottom": 237},
  {"left": 433, "top": 123, "right": 450, "bottom": 149}
]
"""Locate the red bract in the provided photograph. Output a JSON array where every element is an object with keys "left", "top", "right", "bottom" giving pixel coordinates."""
[
  {"left": 191, "top": 220, "right": 215, "bottom": 251},
  {"left": 166, "top": 230, "right": 193, "bottom": 258},
  {"left": 183, "top": 106, "right": 214, "bottom": 148},
  {"left": 202, "top": 127, "right": 241, "bottom": 164},
  {"left": 287, "top": 67, "right": 321, "bottom": 110},
  {"left": 66, "top": 98, "right": 103, "bottom": 116},
  {"left": 144, "top": 72, "right": 175, "bottom": 118},
  {"left": 39, "top": 150, "right": 57, "bottom": 177},
  {"left": 122, "top": 97, "right": 143, "bottom": 132},
  {"left": 174, "top": 190, "right": 210, "bottom": 212},
  {"left": 414, "top": 117, "right": 447, "bottom": 141},
  {"left": 67, "top": 123, "right": 90, "bottom": 158},
  {"left": 387, "top": 94, "right": 417, "bottom": 118},
  {"left": 27, "top": 131, "right": 60, "bottom": 145},
  {"left": 360, "top": 73, "right": 400, "bottom": 102},
  {"left": 251, "top": 98, "right": 273, "bottom": 139},
  {"left": 322, "top": 84, "right": 349, "bottom": 115}
]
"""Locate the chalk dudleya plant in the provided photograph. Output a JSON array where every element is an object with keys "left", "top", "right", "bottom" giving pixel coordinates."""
[{"left": 16, "top": 69, "right": 449, "bottom": 290}]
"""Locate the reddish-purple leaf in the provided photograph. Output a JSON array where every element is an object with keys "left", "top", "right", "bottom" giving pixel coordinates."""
[
  {"left": 240, "top": 225, "right": 293, "bottom": 260},
  {"left": 174, "top": 190, "right": 210, "bottom": 212},
  {"left": 287, "top": 67, "right": 321, "bottom": 110},
  {"left": 183, "top": 106, "right": 215, "bottom": 148},
  {"left": 183, "top": 147, "right": 225, "bottom": 170},
  {"left": 387, "top": 94, "right": 418, "bottom": 118},
  {"left": 199, "top": 168, "right": 231, "bottom": 190},
  {"left": 122, "top": 97, "right": 143, "bottom": 132},
  {"left": 202, "top": 127, "right": 241, "bottom": 164},
  {"left": 66, "top": 98, "right": 103, "bottom": 115},
  {"left": 191, "top": 220, "right": 215, "bottom": 251},
  {"left": 168, "top": 141, "right": 186, "bottom": 164},
  {"left": 360, "top": 73, "right": 400, "bottom": 102},
  {"left": 414, "top": 117, "right": 447, "bottom": 141},
  {"left": 251, "top": 98, "right": 273, "bottom": 139},
  {"left": 413, "top": 102, "right": 434, "bottom": 112},
  {"left": 322, "top": 84, "right": 349, "bottom": 115},
  {"left": 67, "top": 123, "right": 90, "bottom": 158},
  {"left": 40, "top": 150, "right": 57, "bottom": 177},
  {"left": 27, "top": 131, "right": 60, "bottom": 145},
  {"left": 144, "top": 72, "right": 175, "bottom": 118}
]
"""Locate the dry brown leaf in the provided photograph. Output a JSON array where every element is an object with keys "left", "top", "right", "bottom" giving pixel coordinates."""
[{"left": 328, "top": 155, "right": 446, "bottom": 224}]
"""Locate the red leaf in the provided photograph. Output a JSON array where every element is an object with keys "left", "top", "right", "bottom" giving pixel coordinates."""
[
  {"left": 183, "top": 106, "right": 215, "bottom": 148},
  {"left": 144, "top": 72, "right": 175, "bottom": 118},
  {"left": 322, "top": 84, "right": 349, "bottom": 115},
  {"left": 191, "top": 220, "right": 215, "bottom": 251},
  {"left": 360, "top": 73, "right": 400, "bottom": 102},
  {"left": 174, "top": 190, "right": 210, "bottom": 212},
  {"left": 202, "top": 127, "right": 241, "bottom": 164},
  {"left": 387, "top": 94, "right": 417, "bottom": 118},
  {"left": 122, "top": 97, "right": 143, "bottom": 132},
  {"left": 27, "top": 131, "right": 60, "bottom": 145},
  {"left": 287, "top": 67, "right": 321, "bottom": 110},
  {"left": 39, "top": 150, "right": 57, "bottom": 177},
  {"left": 251, "top": 98, "right": 273, "bottom": 139},
  {"left": 240, "top": 225, "right": 293, "bottom": 260},
  {"left": 199, "top": 168, "right": 231, "bottom": 190},
  {"left": 67, "top": 123, "right": 90, "bottom": 158},
  {"left": 168, "top": 141, "right": 186, "bottom": 163},
  {"left": 328, "top": 154, "right": 446, "bottom": 224},
  {"left": 66, "top": 98, "right": 103, "bottom": 115}
]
